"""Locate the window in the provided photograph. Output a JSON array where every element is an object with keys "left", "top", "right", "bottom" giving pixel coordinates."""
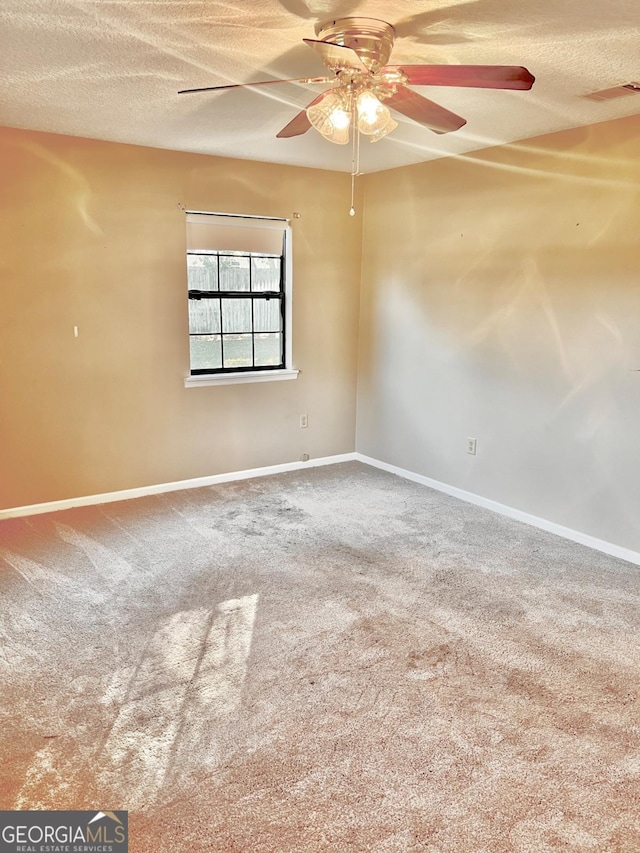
[{"left": 186, "top": 212, "right": 292, "bottom": 378}]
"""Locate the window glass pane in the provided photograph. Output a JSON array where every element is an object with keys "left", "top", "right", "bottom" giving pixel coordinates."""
[
  {"left": 223, "top": 334, "right": 253, "bottom": 369},
  {"left": 219, "top": 255, "right": 250, "bottom": 291},
  {"left": 187, "top": 255, "right": 218, "bottom": 291},
  {"left": 188, "top": 299, "right": 220, "bottom": 334},
  {"left": 190, "top": 335, "right": 221, "bottom": 370},
  {"left": 254, "top": 333, "right": 282, "bottom": 367},
  {"left": 252, "top": 256, "right": 281, "bottom": 292},
  {"left": 221, "top": 298, "right": 252, "bottom": 333},
  {"left": 253, "top": 298, "right": 282, "bottom": 333}
]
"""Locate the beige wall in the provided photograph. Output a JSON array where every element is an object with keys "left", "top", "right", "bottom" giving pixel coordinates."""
[
  {"left": 357, "top": 114, "right": 640, "bottom": 552},
  {"left": 0, "top": 127, "right": 363, "bottom": 509}
]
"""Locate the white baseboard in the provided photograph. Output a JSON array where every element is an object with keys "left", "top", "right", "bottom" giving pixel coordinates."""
[
  {"left": 4, "top": 451, "right": 638, "bottom": 568},
  {"left": 355, "top": 453, "right": 640, "bottom": 568},
  {"left": 0, "top": 453, "right": 358, "bottom": 520}
]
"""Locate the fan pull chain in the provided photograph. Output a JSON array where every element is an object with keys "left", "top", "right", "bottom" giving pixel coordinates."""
[{"left": 349, "top": 120, "right": 361, "bottom": 217}]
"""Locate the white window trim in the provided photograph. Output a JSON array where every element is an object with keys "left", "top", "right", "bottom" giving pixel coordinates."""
[
  {"left": 184, "top": 368, "right": 299, "bottom": 388},
  {"left": 185, "top": 211, "right": 295, "bottom": 384}
]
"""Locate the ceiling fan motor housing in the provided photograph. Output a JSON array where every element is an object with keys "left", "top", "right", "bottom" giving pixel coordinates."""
[{"left": 315, "top": 18, "right": 396, "bottom": 73}]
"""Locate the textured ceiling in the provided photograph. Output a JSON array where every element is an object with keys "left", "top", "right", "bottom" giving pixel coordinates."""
[{"left": 2, "top": 0, "right": 640, "bottom": 173}]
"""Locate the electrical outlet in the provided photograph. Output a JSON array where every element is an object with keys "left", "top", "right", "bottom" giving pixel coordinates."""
[
  {"left": 467, "top": 437, "right": 477, "bottom": 455},
  {"left": 300, "top": 414, "right": 308, "bottom": 429}
]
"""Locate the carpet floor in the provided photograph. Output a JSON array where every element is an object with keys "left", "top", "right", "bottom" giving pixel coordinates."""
[{"left": 1, "top": 462, "right": 639, "bottom": 852}]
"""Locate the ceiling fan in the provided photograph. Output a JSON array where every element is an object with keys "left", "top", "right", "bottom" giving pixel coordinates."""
[{"left": 179, "top": 17, "right": 535, "bottom": 145}]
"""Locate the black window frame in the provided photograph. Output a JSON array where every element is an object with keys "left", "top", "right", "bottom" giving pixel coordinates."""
[{"left": 187, "top": 234, "right": 288, "bottom": 376}]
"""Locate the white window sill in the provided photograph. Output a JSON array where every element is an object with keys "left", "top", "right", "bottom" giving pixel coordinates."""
[{"left": 184, "top": 369, "right": 299, "bottom": 388}]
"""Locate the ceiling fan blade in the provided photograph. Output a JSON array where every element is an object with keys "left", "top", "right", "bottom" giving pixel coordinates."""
[
  {"left": 303, "top": 38, "right": 370, "bottom": 73},
  {"left": 276, "top": 93, "right": 328, "bottom": 138},
  {"left": 385, "top": 85, "right": 467, "bottom": 134},
  {"left": 384, "top": 65, "right": 535, "bottom": 91},
  {"left": 178, "top": 76, "right": 330, "bottom": 95}
]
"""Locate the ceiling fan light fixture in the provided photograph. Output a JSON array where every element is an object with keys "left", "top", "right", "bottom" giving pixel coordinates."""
[
  {"left": 306, "top": 91, "right": 351, "bottom": 144},
  {"left": 330, "top": 104, "right": 351, "bottom": 130},
  {"left": 368, "top": 116, "right": 398, "bottom": 143},
  {"left": 356, "top": 91, "right": 394, "bottom": 137},
  {"left": 357, "top": 91, "right": 383, "bottom": 123}
]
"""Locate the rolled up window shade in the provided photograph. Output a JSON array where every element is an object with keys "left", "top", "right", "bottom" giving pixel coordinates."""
[{"left": 186, "top": 213, "right": 286, "bottom": 256}]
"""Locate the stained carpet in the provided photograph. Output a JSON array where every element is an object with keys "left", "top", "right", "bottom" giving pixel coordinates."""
[{"left": 1, "top": 462, "right": 639, "bottom": 852}]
